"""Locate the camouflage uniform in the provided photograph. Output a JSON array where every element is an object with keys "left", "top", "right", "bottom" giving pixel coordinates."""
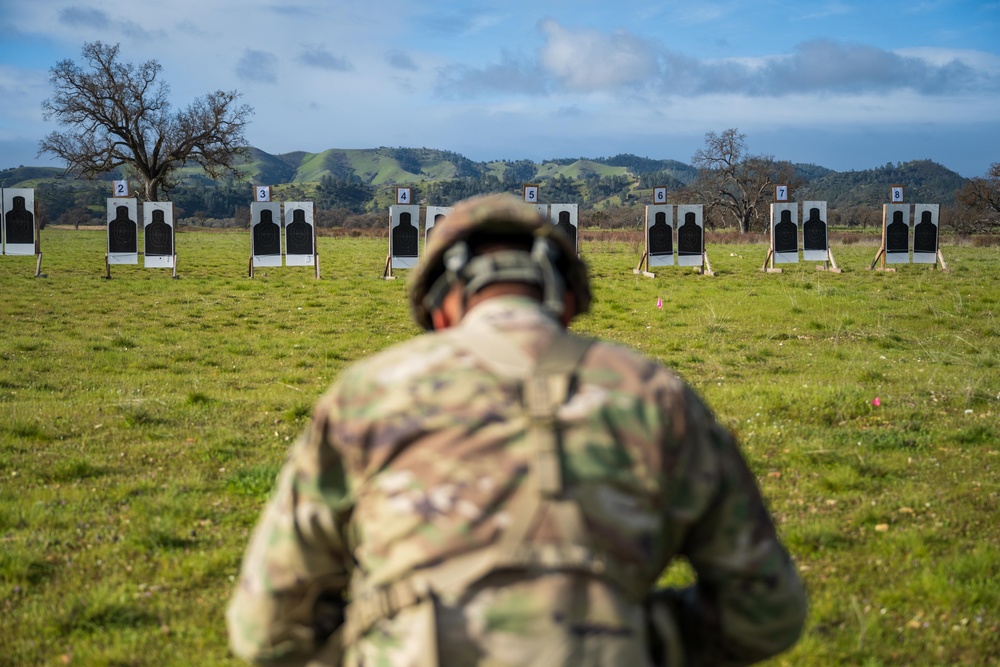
[{"left": 227, "top": 196, "right": 806, "bottom": 667}]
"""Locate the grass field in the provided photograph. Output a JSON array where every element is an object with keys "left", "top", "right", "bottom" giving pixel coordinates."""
[{"left": 1, "top": 228, "right": 997, "bottom": 666}]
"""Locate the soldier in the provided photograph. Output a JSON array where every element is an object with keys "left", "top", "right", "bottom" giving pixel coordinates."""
[{"left": 227, "top": 193, "right": 807, "bottom": 666}]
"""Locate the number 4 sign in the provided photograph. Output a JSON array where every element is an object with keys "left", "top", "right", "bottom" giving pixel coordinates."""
[
  {"left": 396, "top": 187, "right": 412, "bottom": 204},
  {"left": 890, "top": 185, "right": 905, "bottom": 203}
]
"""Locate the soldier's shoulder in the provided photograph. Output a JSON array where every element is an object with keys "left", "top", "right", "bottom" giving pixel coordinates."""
[
  {"left": 326, "top": 331, "right": 462, "bottom": 396},
  {"left": 578, "top": 335, "right": 684, "bottom": 390}
]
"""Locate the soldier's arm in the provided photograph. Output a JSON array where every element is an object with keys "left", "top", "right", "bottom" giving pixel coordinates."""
[
  {"left": 226, "top": 410, "right": 352, "bottom": 666},
  {"left": 664, "top": 387, "right": 807, "bottom": 666}
]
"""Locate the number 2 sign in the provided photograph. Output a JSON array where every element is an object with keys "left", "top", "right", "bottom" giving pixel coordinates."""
[{"left": 113, "top": 180, "right": 129, "bottom": 198}]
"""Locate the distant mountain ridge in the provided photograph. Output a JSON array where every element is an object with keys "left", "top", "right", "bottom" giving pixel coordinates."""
[{"left": 0, "top": 147, "right": 968, "bottom": 210}]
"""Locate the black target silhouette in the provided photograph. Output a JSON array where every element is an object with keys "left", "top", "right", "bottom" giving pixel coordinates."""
[
  {"left": 555, "top": 210, "right": 576, "bottom": 254},
  {"left": 286, "top": 209, "right": 313, "bottom": 255},
  {"left": 886, "top": 210, "right": 909, "bottom": 254},
  {"left": 5, "top": 196, "right": 34, "bottom": 244},
  {"left": 145, "top": 209, "right": 172, "bottom": 256},
  {"left": 677, "top": 212, "right": 702, "bottom": 257},
  {"left": 254, "top": 209, "right": 281, "bottom": 255},
  {"left": 802, "top": 207, "right": 827, "bottom": 251},
  {"left": 774, "top": 209, "right": 797, "bottom": 253},
  {"left": 427, "top": 213, "right": 446, "bottom": 242},
  {"left": 648, "top": 211, "right": 672, "bottom": 256},
  {"left": 109, "top": 205, "right": 137, "bottom": 253},
  {"left": 393, "top": 212, "right": 418, "bottom": 257},
  {"left": 913, "top": 210, "right": 937, "bottom": 254}
]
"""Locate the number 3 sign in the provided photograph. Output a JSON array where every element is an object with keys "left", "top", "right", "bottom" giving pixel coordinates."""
[{"left": 255, "top": 186, "right": 271, "bottom": 202}]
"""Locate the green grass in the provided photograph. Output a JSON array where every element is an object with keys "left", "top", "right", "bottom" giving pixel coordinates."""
[{"left": 1, "top": 228, "right": 998, "bottom": 665}]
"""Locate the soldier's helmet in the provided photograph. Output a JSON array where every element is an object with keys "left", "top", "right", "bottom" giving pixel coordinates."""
[{"left": 409, "top": 193, "right": 591, "bottom": 330}]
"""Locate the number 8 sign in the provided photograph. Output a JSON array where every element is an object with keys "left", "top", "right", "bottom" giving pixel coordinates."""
[{"left": 890, "top": 185, "right": 904, "bottom": 203}]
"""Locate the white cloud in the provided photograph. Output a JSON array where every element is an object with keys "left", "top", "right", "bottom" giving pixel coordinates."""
[{"left": 538, "top": 19, "right": 659, "bottom": 92}]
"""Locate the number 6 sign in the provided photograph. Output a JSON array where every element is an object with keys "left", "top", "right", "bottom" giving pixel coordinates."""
[
  {"left": 890, "top": 185, "right": 905, "bottom": 203},
  {"left": 653, "top": 186, "right": 667, "bottom": 203},
  {"left": 255, "top": 185, "right": 271, "bottom": 202}
]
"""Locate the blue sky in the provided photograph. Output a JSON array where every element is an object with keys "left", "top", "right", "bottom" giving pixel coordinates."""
[{"left": 1, "top": 0, "right": 998, "bottom": 177}]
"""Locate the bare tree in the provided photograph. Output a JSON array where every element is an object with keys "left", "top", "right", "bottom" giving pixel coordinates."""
[
  {"left": 691, "top": 128, "right": 801, "bottom": 233},
  {"left": 39, "top": 41, "right": 253, "bottom": 201},
  {"left": 957, "top": 162, "right": 1000, "bottom": 212}
]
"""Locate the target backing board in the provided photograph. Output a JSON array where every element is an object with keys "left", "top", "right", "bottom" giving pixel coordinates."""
[
  {"left": 425, "top": 206, "right": 451, "bottom": 247},
  {"left": 2, "top": 188, "right": 35, "bottom": 255},
  {"left": 771, "top": 202, "right": 799, "bottom": 264},
  {"left": 251, "top": 202, "right": 282, "bottom": 267},
  {"left": 284, "top": 202, "right": 315, "bottom": 266},
  {"left": 390, "top": 205, "right": 420, "bottom": 269},
  {"left": 550, "top": 204, "right": 578, "bottom": 256},
  {"left": 884, "top": 204, "right": 910, "bottom": 264},
  {"left": 646, "top": 205, "right": 675, "bottom": 267},
  {"left": 143, "top": 202, "right": 174, "bottom": 268},
  {"left": 676, "top": 205, "right": 704, "bottom": 267},
  {"left": 801, "top": 201, "right": 828, "bottom": 262},
  {"left": 912, "top": 204, "right": 940, "bottom": 264},
  {"left": 107, "top": 198, "right": 139, "bottom": 264}
]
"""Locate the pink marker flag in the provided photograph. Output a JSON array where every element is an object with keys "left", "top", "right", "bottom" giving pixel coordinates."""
[{"left": 656, "top": 296, "right": 663, "bottom": 309}]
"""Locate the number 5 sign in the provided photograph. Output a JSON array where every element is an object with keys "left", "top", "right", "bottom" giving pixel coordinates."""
[
  {"left": 523, "top": 184, "right": 539, "bottom": 203},
  {"left": 255, "top": 185, "right": 271, "bottom": 202},
  {"left": 890, "top": 185, "right": 905, "bottom": 203}
]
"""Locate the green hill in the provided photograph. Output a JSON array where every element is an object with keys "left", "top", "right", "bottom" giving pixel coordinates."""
[
  {"left": 798, "top": 159, "right": 966, "bottom": 207},
  {"left": 5, "top": 148, "right": 972, "bottom": 224}
]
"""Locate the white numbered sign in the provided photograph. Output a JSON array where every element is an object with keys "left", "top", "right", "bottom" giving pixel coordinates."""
[
  {"left": 396, "top": 187, "right": 412, "bottom": 205},
  {"left": 113, "top": 180, "right": 128, "bottom": 198},
  {"left": 653, "top": 187, "right": 667, "bottom": 203},
  {"left": 523, "top": 185, "right": 539, "bottom": 203},
  {"left": 255, "top": 186, "right": 271, "bottom": 202},
  {"left": 891, "top": 186, "right": 905, "bottom": 203},
  {"left": 775, "top": 185, "right": 789, "bottom": 202}
]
